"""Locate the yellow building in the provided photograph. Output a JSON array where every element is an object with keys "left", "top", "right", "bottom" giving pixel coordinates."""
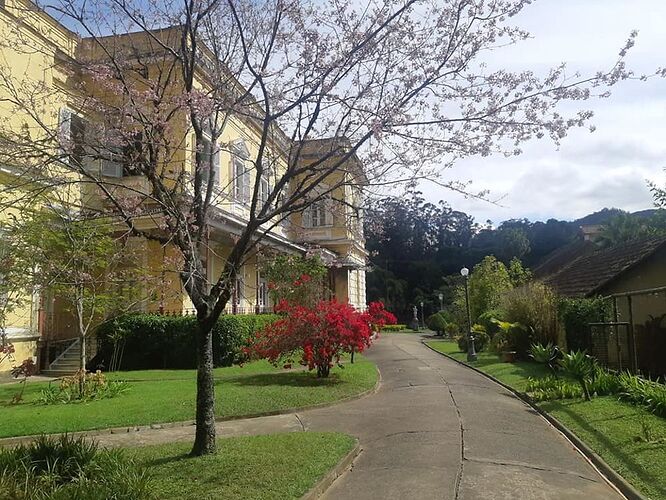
[{"left": 0, "top": 1, "right": 367, "bottom": 373}]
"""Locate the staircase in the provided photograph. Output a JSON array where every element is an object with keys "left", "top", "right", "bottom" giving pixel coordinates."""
[{"left": 41, "top": 339, "right": 82, "bottom": 377}]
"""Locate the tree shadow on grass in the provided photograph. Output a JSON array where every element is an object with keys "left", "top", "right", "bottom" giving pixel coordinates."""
[
  {"left": 220, "top": 371, "right": 343, "bottom": 388},
  {"left": 141, "top": 452, "right": 191, "bottom": 468},
  {"left": 542, "top": 400, "right": 666, "bottom": 497}
]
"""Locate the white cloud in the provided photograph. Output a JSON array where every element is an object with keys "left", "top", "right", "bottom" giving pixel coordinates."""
[{"left": 418, "top": 0, "right": 666, "bottom": 224}]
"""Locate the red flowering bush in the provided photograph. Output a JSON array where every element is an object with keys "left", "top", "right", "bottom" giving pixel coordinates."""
[
  {"left": 246, "top": 299, "right": 373, "bottom": 377},
  {"left": 366, "top": 301, "right": 397, "bottom": 333}
]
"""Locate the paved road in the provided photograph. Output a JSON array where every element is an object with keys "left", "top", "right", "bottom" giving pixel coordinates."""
[
  {"left": 88, "top": 333, "right": 623, "bottom": 499},
  {"left": 305, "top": 333, "right": 623, "bottom": 500}
]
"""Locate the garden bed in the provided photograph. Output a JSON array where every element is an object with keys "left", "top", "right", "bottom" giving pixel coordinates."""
[
  {"left": 0, "top": 357, "right": 377, "bottom": 438},
  {"left": 425, "top": 340, "right": 666, "bottom": 500}
]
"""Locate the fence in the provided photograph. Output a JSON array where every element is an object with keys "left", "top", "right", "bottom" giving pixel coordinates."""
[{"left": 591, "top": 286, "right": 666, "bottom": 378}]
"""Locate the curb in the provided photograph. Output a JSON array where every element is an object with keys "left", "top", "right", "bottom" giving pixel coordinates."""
[
  {"left": 301, "top": 440, "right": 361, "bottom": 500},
  {"left": 421, "top": 340, "right": 645, "bottom": 500},
  {"left": 0, "top": 364, "right": 382, "bottom": 448}
]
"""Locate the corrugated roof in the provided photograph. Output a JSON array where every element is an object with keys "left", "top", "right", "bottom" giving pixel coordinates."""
[{"left": 543, "top": 237, "right": 666, "bottom": 297}]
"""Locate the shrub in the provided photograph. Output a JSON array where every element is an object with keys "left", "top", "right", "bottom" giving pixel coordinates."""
[
  {"left": 444, "top": 322, "right": 459, "bottom": 338},
  {"left": 526, "top": 376, "right": 582, "bottom": 401},
  {"left": 246, "top": 300, "right": 373, "bottom": 378},
  {"left": 489, "top": 320, "right": 528, "bottom": 354},
  {"left": 381, "top": 324, "right": 407, "bottom": 332},
  {"left": 617, "top": 372, "right": 666, "bottom": 418},
  {"left": 501, "top": 282, "right": 558, "bottom": 348},
  {"left": 558, "top": 296, "right": 610, "bottom": 352},
  {"left": 38, "top": 370, "right": 129, "bottom": 404},
  {"left": 426, "top": 313, "right": 448, "bottom": 335},
  {"left": 0, "top": 435, "right": 149, "bottom": 500},
  {"left": 559, "top": 350, "right": 596, "bottom": 401},
  {"left": 476, "top": 309, "right": 504, "bottom": 338},
  {"left": 95, "top": 313, "right": 280, "bottom": 370},
  {"left": 366, "top": 301, "right": 397, "bottom": 332},
  {"left": 529, "top": 342, "right": 559, "bottom": 372},
  {"left": 260, "top": 254, "right": 327, "bottom": 307},
  {"left": 457, "top": 327, "right": 490, "bottom": 352}
]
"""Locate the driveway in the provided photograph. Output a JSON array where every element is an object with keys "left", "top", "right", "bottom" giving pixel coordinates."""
[{"left": 304, "top": 333, "right": 623, "bottom": 500}]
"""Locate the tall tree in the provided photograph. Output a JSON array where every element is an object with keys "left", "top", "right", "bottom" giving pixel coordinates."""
[{"left": 0, "top": 0, "right": 646, "bottom": 455}]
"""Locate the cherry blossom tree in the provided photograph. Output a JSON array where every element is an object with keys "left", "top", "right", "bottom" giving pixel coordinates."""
[{"left": 0, "top": 0, "right": 656, "bottom": 455}]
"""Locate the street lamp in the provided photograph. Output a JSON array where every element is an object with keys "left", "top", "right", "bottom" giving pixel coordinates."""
[
  {"left": 438, "top": 293, "right": 443, "bottom": 312},
  {"left": 460, "top": 267, "right": 477, "bottom": 362},
  {"left": 420, "top": 301, "right": 425, "bottom": 329}
]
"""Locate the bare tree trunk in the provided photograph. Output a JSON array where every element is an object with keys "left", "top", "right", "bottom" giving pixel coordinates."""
[
  {"left": 76, "top": 294, "right": 86, "bottom": 397},
  {"left": 191, "top": 318, "right": 217, "bottom": 456}
]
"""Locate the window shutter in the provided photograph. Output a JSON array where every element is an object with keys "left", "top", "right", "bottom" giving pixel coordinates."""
[
  {"left": 212, "top": 146, "right": 220, "bottom": 185},
  {"left": 302, "top": 208, "right": 312, "bottom": 228}
]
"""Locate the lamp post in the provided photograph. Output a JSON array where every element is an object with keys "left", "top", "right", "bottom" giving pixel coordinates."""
[
  {"left": 438, "top": 293, "right": 443, "bottom": 312},
  {"left": 420, "top": 301, "right": 425, "bottom": 329},
  {"left": 460, "top": 267, "right": 477, "bottom": 362}
]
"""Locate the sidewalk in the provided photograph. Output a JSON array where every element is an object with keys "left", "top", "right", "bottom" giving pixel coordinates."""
[{"left": 85, "top": 333, "right": 623, "bottom": 499}]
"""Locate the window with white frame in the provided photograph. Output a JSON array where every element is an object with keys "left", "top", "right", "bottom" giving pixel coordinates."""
[
  {"left": 231, "top": 140, "right": 251, "bottom": 203},
  {"left": 303, "top": 197, "right": 332, "bottom": 228},
  {"left": 257, "top": 272, "right": 269, "bottom": 309}
]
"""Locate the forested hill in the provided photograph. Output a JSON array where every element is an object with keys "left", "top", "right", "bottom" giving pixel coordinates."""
[{"left": 363, "top": 192, "right": 658, "bottom": 321}]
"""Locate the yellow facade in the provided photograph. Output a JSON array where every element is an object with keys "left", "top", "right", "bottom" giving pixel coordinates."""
[{"left": 0, "top": 2, "right": 367, "bottom": 370}]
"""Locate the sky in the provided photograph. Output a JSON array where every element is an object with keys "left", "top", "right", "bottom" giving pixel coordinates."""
[{"left": 420, "top": 0, "right": 666, "bottom": 225}]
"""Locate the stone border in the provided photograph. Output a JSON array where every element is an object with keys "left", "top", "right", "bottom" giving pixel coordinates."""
[
  {"left": 301, "top": 440, "right": 361, "bottom": 500},
  {"left": 421, "top": 340, "right": 645, "bottom": 500},
  {"left": 0, "top": 364, "right": 382, "bottom": 447}
]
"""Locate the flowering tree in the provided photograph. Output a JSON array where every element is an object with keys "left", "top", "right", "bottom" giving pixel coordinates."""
[
  {"left": 247, "top": 299, "right": 373, "bottom": 378},
  {"left": 366, "top": 301, "right": 398, "bottom": 334},
  {"left": 0, "top": 0, "right": 656, "bottom": 455}
]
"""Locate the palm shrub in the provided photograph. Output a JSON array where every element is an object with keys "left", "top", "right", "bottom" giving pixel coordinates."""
[
  {"left": 476, "top": 309, "right": 504, "bottom": 338},
  {"left": 526, "top": 376, "right": 582, "bottom": 401},
  {"left": 529, "top": 342, "right": 559, "bottom": 373},
  {"left": 559, "top": 350, "right": 596, "bottom": 401},
  {"left": 457, "top": 325, "right": 490, "bottom": 352}
]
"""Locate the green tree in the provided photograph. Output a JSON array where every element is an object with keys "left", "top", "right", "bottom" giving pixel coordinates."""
[
  {"left": 260, "top": 254, "right": 327, "bottom": 307},
  {"left": 508, "top": 257, "right": 532, "bottom": 287},
  {"left": 10, "top": 212, "right": 144, "bottom": 386},
  {"left": 467, "top": 256, "right": 512, "bottom": 321},
  {"left": 596, "top": 213, "right": 648, "bottom": 247}
]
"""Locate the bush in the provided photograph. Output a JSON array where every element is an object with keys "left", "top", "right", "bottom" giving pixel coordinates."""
[
  {"left": 489, "top": 320, "right": 529, "bottom": 355},
  {"left": 529, "top": 342, "right": 559, "bottom": 372},
  {"left": 526, "top": 376, "right": 582, "bottom": 401},
  {"left": 502, "top": 282, "right": 558, "bottom": 348},
  {"left": 456, "top": 327, "right": 490, "bottom": 352},
  {"left": 559, "top": 350, "right": 596, "bottom": 400},
  {"left": 476, "top": 309, "right": 504, "bottom": 338},
  {"left": 246, "top": 300, "right": 372, "bottom": 378},
  {"left": 0, "top": 435, "right": 149, "bottom": 500},
  {"left": 426, "top": 313, "right": 448, "bottom": 335},
  {"left": 618, "top": 372, "right": 666, "bottom": 418},
  {"left": 95, "top": 313, "right": 281, "bottom": 370},
  {"left": 38, "top": 370, "right": 129, "bottom": 404},
  {"left": 381, "top": 324, "right": 407, "bottom": 332},
  {"left": 558, "top": 297, "right": 610, "bottom": 352},
  {"left": 444, "top": 322, "right": 459, "bottom": 338}
]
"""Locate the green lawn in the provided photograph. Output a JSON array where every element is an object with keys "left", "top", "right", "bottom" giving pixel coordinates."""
[
  {"left": 132, "top": 432, "right": 356, "bottom": 500},
  {"left": 426, "top": 340, "right": 666, "bottom": 500},
  {"left": 425, "top": 340, "right": 550, "bottom": 391},
  {"left": 0, "top": 357, "right": 377, "bottom": 438}
]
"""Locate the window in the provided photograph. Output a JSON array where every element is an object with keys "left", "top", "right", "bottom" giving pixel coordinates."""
[
  {"left": 303, "top": 197, "right": 332, "bottom": 227},
  {"left": 257, "top": 272, "right": 269, "bottom": 309},
  {"left": 233, "top": 156, "right": 249, "bottom": 202},
  {"left": 197, "top": 136, "right": 218, "bottom": 185},
  {"left": 259, "top": 176, "right": 270, "bottom": 205}
]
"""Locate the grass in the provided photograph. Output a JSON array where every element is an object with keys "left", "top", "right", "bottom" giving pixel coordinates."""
[
  {"left": 425, "top": 340, "right": 666, "bottom": 500},
  {"left": 0, "top": 357, "right": 377, "bottom": 438},
  {"left": 131, "top": 432, "right": 356, "bottom": 500},
  {"left": 425, "top": 340, "right": 549, "bottom": 391}
]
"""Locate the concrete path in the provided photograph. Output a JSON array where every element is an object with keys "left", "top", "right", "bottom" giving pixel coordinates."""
[{"left": 92, "top": 333, "right": 622, "bottom": 499}]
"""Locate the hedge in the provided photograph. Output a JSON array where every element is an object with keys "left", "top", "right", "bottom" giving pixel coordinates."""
[
  {"left": 94, "top": 313, "right": 281, "bottom": 371},
  {"left": 380, "top": 324, "right": 408, "bottom": 332}
]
